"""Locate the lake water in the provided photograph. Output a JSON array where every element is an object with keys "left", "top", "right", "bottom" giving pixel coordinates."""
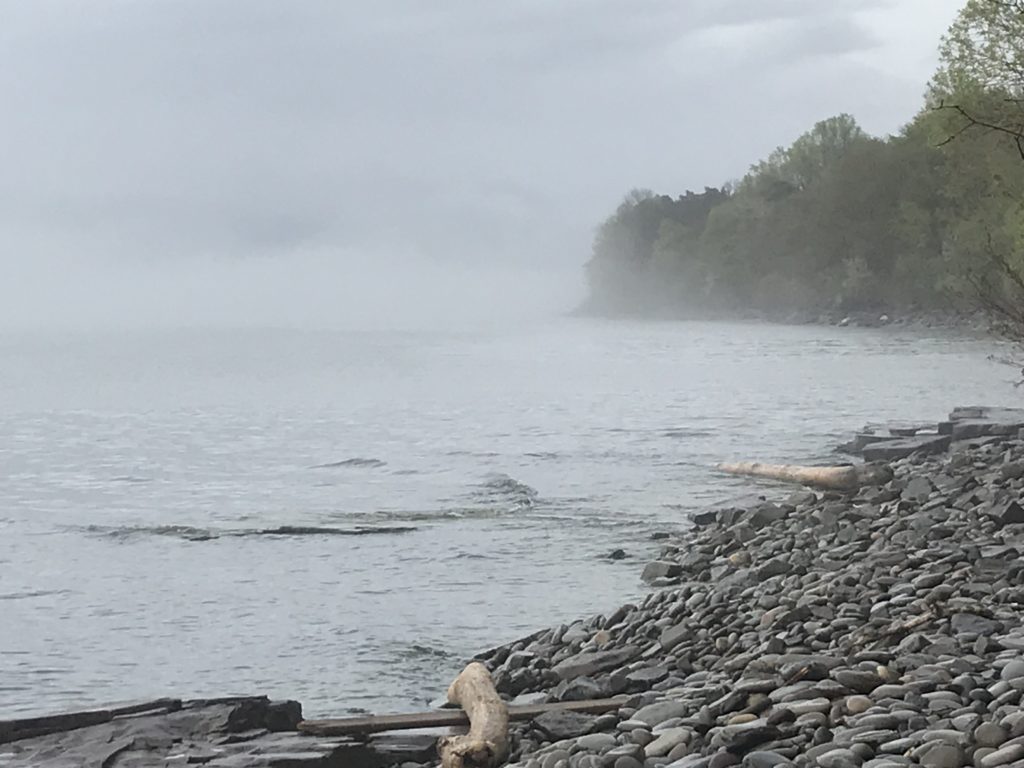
[{"left": 0, "top": 319, "right": 1018, "bottom": 718}]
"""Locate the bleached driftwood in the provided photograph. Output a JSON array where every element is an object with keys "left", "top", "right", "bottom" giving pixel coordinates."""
[
  {"left": 716, "top": 461, "right": 892, "bottom": 491},
  {"left": 437, "top": 663, "right": 509, "bottom": 768}
]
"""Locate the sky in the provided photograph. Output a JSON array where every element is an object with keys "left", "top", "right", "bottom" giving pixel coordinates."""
[{"left": 0, "top": 0, "right": 966, "bottom": 329}]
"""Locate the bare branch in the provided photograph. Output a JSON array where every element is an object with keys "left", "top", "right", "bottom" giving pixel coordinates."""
[{"left": 934, "top": 100, "right": 1024, "bottom": 160}]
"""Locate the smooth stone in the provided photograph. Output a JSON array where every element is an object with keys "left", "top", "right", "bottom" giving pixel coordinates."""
[
  {"left": 785, "top": 698, "right": 831, "bottom": 716},
  {"left": 644, "top": 728, "right": 691, "bottom": 758},
  {"left": 708, "top": 753, "right": 740, "bottom": 768},
  {"left": 1001, "top": 661, "right": 1024, "bottom": 682},
  {"left": 976, "top": 723, "right": 1009, "bottom": 748},
  {"left": 833, "top": 670, "right": 882, "bottom": 694},
  {"left": 666, "top": 744, "right": 692, "bottom": 762},
  {"left": 632, "top": 730, "right": 655, "bottom": 746},
  {"left": 879, "top": 738, "right": 916, "bottom": 754},
  {"left": 615, "top": 759, "right": 644, "bottom": 768},
  {"left": 542, "top": 750, "right": 572, "bottom": 768},
  {"left": 919, "top": 743, "right": 963, "bottom": 768},
  {"left": 610, "top": 745, "right": 647, "bottom": 761},
  {"left": 535, "top": 712, "right": 600, "bottom": 740},
  {"left": 619, "top": 721, "right": 649, "bottom": 732},
  {"left": 979, "top": 743, "right": 1024, "bottom": 767},
  {"left": 854, "top": 715, "right": 899, "bottom": 730},
  {"left": 742, "top": 752, "right": 795, "bottom": 768},
  {"left": 727, "top": 714, "right": 758, "bottom": 726},
  {"left": 845, "top": 696, "right": 873, "bottom": 715},
  {"left": 576, "top": 734, "right": 618, "bottom": 752},
  {"left": 634, "top": 702, "right": 689, "bottom": 728},
  {"left": 629, "top": 668, "right": 672, "bottom": 688},
  {"left": 815, "top": 748, "right": 861, "bottom": 768}
]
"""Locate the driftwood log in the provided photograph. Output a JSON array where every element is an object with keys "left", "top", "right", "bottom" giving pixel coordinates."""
[
  {"left": 716, "top": 461, "right": 892, "bottom": 491},
  {"left": 297, "top": 697, "right": 624, "bottom": 736},
  {"left": 437, "top": 663, "right": 509, "bottom": 768}
]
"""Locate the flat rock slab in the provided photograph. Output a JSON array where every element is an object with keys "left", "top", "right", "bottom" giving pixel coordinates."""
[
  {"left": 862, "top": 434, "right": 952, "bottom": 462},
  {"left": 552, "top": 646, "right": 640, "bottom": 681},
  {"left": 0, "top": 697, "right": 418, "bottom": 768}
]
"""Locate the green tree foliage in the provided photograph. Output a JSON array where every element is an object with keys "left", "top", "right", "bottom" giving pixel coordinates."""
[{"left": 583, "top": 1, "right": 1024, "bottom": 321}]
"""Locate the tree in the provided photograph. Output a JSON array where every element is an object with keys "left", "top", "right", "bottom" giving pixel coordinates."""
[{"left": 931, "top": 0, "right": 1024, "bottom": 158}]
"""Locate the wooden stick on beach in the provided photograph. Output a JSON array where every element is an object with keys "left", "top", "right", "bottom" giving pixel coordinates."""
[
  {"left": 437, "top": 663, "right": 509, "bottom": 768},
  {"left": 715, "top": 461, "right": 892, "bottom": 491}
]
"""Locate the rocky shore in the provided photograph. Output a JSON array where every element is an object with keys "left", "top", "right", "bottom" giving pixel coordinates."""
[
  {"left": 7, "top": 404, "right": 1024, "bottom": 768},
  {"left": 474, "top": 405, "right": 1024, "bottom": 768}
]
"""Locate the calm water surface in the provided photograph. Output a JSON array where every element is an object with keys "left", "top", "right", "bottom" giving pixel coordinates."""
[{"left": 0, "top": 319, "right": 1017, "bottom": 716}]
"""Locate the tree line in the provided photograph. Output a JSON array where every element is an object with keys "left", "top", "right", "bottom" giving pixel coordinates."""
[{"left": 582, "top": 0, "right": 1024, "bottom": 324}]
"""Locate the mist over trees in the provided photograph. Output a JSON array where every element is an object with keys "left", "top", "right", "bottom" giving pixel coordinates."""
[{"left": 582, "top": 0, "right": 1024, "bottom": 322}]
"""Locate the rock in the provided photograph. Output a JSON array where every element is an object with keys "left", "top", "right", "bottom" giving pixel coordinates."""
[
  {"left": 748, "top": 504, "right": 789, "bottom": 529},
  {"left": 979, "top": 743, "right": 1024, "bottom": 767},
  {"left": 632, "top": 729, "right": 655, "bottom": 747},
  {"left": 609, "top": 549, "right": 628, "bottom": 560},
  {"left": 633, "top": 701, "right": 690, "bottom": 728},
  {"left": 1002, "top": 660, "right": 1024, "bottom": 681},
  {"left": 815, "top": 748, "right": 861, "bottom": 768},
  {"left": 918, "top": 743, "right": 962, "bottom": 768},
  {"left": 542, "top": 749, "right": 572, "bottom": 768},
  {"left": 642, "top": 562, "right": 683, "bottom": 584},
  {"left": 661, "top": 625, "right": 690, "bottom": 653},
  {"left": 628, "top": 667, "right": 671, "bottom": 688},
  {"left": 616, "top": 758, "right": 644, "bottom": 768},
  {"left": 577, "top": 734, "right": 618, "bottom": 752},
  {"left": 644, "top": 728, "right": 691, "bottom": 758},
  {"left": 552, "top": 647, "right": 640, "bottom": 681},
  {"left": 533, "top": 711, "right": 599, "bottom": 740},
  {"left": 974, "top": 722, "right": 1008, "bottom": 748},
  {"left": 1000, "top": 462, "right": 1024, "bottom": 480},
  {"left": 844, "top": 696, "right": 872, "bottom": 715},
  {"left": 950, "top": 613, "right": 1001, "bottom": 635},
  {"left": 862, "top": 435, "right": 951, "bottom": 461},
  {"left": 756, "top": 558, "right": 792, "bottom": 579},
  {"left": 742, "top": 752, "right": 795, "bottom": 768},
  {"left": 988, "top": 501, "right": 1024, "bottom": 527},
  {"left": 831, "top": 670, "right": 882, "bottom": 694},
  {"left": 555, "top": 677, "right": 610, "bottom": 702}
]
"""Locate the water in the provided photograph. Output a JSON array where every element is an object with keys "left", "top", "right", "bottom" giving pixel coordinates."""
[{"left": 0, "top": 319, "right": 1018, "bottom": 717}]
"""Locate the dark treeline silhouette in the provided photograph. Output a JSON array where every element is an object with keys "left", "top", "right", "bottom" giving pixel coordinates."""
[{"left": 582, "top": 0, "right": 1024, "bottom": 323}]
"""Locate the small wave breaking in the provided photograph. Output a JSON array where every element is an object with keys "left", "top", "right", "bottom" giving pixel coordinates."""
[
  {"left": 312, "top": 458, "right": 387, "bottom": 469},
  {"left": 79, "top": 523, "right": 416, "bottom": 542},
  {"left": 471, "top": 473, "right": 539, "bottom": 510}
]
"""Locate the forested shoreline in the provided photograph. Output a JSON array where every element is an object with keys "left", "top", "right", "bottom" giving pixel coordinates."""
[{"left": 581, "top": 1, "right": 1024, "bottom": 325}]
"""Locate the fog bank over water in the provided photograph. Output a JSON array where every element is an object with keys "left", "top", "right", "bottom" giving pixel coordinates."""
[
  {"left": 0, "top": 1, "right": 967, "bottom": 335},
  {"left": 1, "top": 250, "right": 579, "bottom": 332}
]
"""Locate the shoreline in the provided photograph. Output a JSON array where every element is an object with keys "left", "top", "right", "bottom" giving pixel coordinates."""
[
  {"left": 8, "top": 405, "right": 1024, "bottom": 767},
  {"left": 570, "top": 306, "right": 995, "bottom": 337}
]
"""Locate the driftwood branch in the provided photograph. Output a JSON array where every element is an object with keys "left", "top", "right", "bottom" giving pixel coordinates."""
[
  {"left": 297, "top": 698, "right": 625, "bottom": 737},
  {"left": 716, "top": 462, "right": 892, "bottom": 490},
  {"left": 437, "top": 663, "right": 509, "bottom": 768}
]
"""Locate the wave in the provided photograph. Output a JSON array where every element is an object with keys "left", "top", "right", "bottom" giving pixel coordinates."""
[
  {"left": 662, "top": 427, "right": 714, "bottom": 439},
  {"left": 78, "top": 523, "right": 416, "bottom": 542},
  {"left": 472, "top": 473, "right": 538, "bottom": 509},
  {"left": 0, "top": 589, "right": 73, "bottom": 601},
  {"left": 312, "top": 457, "right": 387, "bottom": 469}
]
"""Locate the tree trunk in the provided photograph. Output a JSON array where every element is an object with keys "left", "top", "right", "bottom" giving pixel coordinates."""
[
  {"left": 437, "top": 663, "right": 509, "bottom": 768},
  {"left": 716, "top": 461, "right": 892, "bottom": 490}
]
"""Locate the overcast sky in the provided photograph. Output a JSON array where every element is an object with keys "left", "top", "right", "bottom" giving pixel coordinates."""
[{"left": 0, "top": 0, "right": 966, "bottom": 328}]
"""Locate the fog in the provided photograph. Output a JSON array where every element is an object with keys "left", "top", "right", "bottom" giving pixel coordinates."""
[
  {"left": 0, "top": 250, "right": 580, "bottom": 332},
  {"left": 0, "top": 0, "right": 965, "bottom": 331}
]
